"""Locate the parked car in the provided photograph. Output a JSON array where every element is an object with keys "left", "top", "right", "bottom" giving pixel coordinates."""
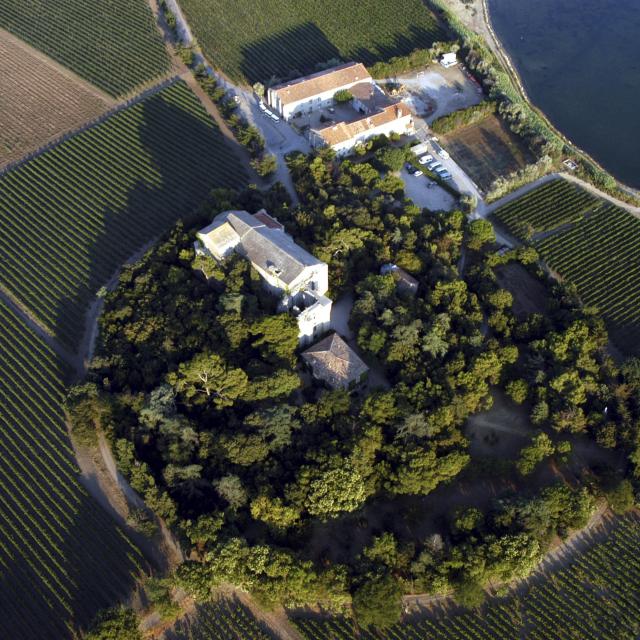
[{"left": 418, "top": 154, "right": 434, "bottom": 165}]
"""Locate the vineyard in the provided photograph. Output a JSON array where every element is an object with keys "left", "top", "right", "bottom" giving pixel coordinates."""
[
  {"left": 177, "top": 0, "right": 445, "bottom": 83},
  {"left": 169, "top": 598, "right": 276, "bottom": 639},
  {"left": 0, "top": 0, "right": 170, "bottom": 96},
  {"left": 491, "top": 179, "right": 599, "bottom": 242},
  {"left": 0, "top": 30, "right": 109, "bottom": 169},
  {"left": 0, "top": 297, "right": 145, "bottom": 639},
  {"left": 292, "top": 513, "right": 640, "bottom": 640},
  {"left": 536, "top": 202, "right": 640, "bottom": 350},
  {"left": 0, "top": 80, "right": 247, "bottom": 349},
  {"left": 491, "top": 179, "right": 640, "bottom": 351}
]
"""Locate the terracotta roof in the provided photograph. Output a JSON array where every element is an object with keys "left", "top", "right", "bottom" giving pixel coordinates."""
[
  {"left": 314, "top": 103, "right": 410, "bottom": 147},
  {"left": 350, "top": 82, "right": 394, "bottom": 111},
  {"left": 270, "top": 62, "right": 370, "bottom": 105},
  {"left": 253, "top": 209, "right": 284, "bottom": 230},
  {"left": 302, "top": 333, "right": 369, "bottom": 389}
]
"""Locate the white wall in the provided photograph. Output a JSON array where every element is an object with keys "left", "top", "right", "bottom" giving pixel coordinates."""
[
  {"left": 331, "top": 112, "right": 414, "bottom": 156},
  {"left": 268, "top": 78, "right": 373, "bottom": 120},
  {"left": 297, "top": 296, "right": 332, "bottom": 346}
]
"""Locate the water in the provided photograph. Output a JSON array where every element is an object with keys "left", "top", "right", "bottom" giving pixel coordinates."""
[{"left": 488, "top": 0, "right": 640, "bottom": 189}]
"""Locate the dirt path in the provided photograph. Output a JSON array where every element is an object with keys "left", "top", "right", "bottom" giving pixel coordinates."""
[{"left": 224, "top": 589, "right": 304, "bottom": 640}]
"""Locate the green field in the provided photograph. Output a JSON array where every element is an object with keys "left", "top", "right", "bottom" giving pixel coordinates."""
[
  {"left": 0, "top": 80, "right": 247, "bottom": 349},
  {"left": 492, "top": 179, "right": 599, "bottom": 242},
  {"left": 171, "top": 599, "right": 275, "bottom": 639},
  {"left": 0, "top": 298, "right": 145, "bottom": 639},
  {"left": 177, "top": 0, "right": 445, "bottom": 83},
  {"left": 292, "top": 513, "right": 640, "bottom": 640},
  {"left": 491, "top": 179, "right": 640, "bottom": 350},
  {"left": 0, "top": 0, "right": 170, "bottom": 96}
]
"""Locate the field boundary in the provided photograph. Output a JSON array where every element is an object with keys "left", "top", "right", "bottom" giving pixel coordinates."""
[
  {"left": 0, "top": 74, "right": 180, "bottom": 179},
  {"left": 0, "top": 27, "right": 116, "bottom": 105}
]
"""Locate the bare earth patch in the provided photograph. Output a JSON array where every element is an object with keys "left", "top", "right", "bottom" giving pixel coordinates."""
[
  {"left": 0, "top": 29, "right": 111, "bottom": 169},
  {"left": 442, "top": 114, "right": 534, "bottom": 191}
]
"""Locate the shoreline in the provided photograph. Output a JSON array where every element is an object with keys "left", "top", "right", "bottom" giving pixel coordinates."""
[{"left": 442, "top": 0, "right": 639, "bottom": 199}]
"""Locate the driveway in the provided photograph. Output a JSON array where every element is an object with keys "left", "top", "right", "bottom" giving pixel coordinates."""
[{"left": 400, "top": 167, "right": 457, "bottom": 211}]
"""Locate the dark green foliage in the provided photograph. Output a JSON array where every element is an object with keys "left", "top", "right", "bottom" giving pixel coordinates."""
[
  {"left": 352, "top": 574, "right": 403, "bottom": 629},
  {"left": 293, "top": 514, "right": 640, "bottom": 639},
  {"left": 177, "top": 0, "right": 445, "bottom": 83},
  {"left": 0, "top": 0, "right": 169, "bottom": 95},
  {"left": 431, "top": 101, "right": 497, "bottom": 135},
  {"left": 85, "top": 606, "right": 141, "bottom": 640}
]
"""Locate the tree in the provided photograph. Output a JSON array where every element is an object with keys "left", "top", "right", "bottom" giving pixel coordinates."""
[
  {"left": 386, "top": 449, "right": 469, "bottom": 495},
  {"left": 85, "top": 606, "right": 141, "bottom": 640},
  {"left": 375, "top": 146, "right": 407, "bottom": 172},
  {"left": 352, "top": 574, "right": 402, "bottom": 629},
  {"left": 250, "top": 495, "right": 301, "bottom": 530},
  {"left": 333, "top": 89, "right": 353, "bottom": 103},
  {"left": 466, "top": 219, "right": 495, "bottom": 251},
  {"left": 291, "top": 461, "right": 367, "bottom": 519},
  {"left": 606, "top": 480, "right": 635, "bottom": 515},
  {"left": 215, "top": 475, "right": 248, "bottom": 509},
  {"left": 167, "top": 352, "right": 248, "bottom": 408},
  {"left": 506, "top": 379, "right": 528, "bottom": 404},
  {"left": 516, "top": 432, "right": 555, "bottom": 475},
  {"left": 251, "top": 154, "right": 278, "bottom": 177}
]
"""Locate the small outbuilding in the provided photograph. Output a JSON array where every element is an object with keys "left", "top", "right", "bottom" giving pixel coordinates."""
[
  {"left": 302, "top": 333, "right": 369, "bottom": 390},
  {"left": 380, "top": 263, "right": 419, "bottom": 295}
]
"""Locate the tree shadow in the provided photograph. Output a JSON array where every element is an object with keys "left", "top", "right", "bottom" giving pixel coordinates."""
[
  {"left": 240, "top": 22, "right": 445, "bottom": 85},
  {"left": 51, "top": 83, "right": 247, "bottom": 351}
]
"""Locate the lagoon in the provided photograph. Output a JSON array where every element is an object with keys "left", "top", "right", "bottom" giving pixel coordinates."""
[{"left": 488, "top": 0, "right": 640, "bottom": 189}]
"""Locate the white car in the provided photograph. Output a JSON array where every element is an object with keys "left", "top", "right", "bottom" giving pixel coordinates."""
[{"left": 418, "top": 154, "right": 434, "bottom": 165}]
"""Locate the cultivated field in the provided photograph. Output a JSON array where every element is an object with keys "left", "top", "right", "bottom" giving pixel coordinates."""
[
  {"left": 492, "top": 179, "right": 599, "bottom": 242},
  {"left": 177, "top": 0, "right": 445, "bottom": 83},
  {"left": 292, "top": 513, "right": 640, "bottom": 640},
  {"left": 169, "top": 598, "right": 276, "bottom": 639},
  {"left": 0, "top": 0, "right": 170, "bottom": 96},
  {"left": 0, "top": 30, "right": 110, "bottom": 169},
  {"left": 0, "top": 81, "right": 248, "bottom": 349},
  {"left": 0, "top": 298, "right": 145, "bottom": 639},
  {"left": 492, "top": 179, "right": 640, "bottom": 352},
  {"left": 442, "top": 115, "right": 534, "bottom": 191}
]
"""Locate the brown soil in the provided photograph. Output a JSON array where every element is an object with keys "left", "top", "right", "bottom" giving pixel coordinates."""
[
  {"left": 442, "top": 115, "right": 534, "bottom": 191},
  {"left": 495, "top": 262, "right": 548, "bottom": 318},
  {"left": 0, "top": 28, "right": 111, "bottom": 169}
]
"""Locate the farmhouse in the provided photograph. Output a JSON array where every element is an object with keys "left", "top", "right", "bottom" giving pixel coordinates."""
[
  {"left": 196, "top": 210, "right": 332, "bottom": 345},
  {"left": 267, "top": 61, "right": 414, "bottom": 155},
  {"left": 311, "top": 102, "right": 413, "bottom": 156},
  {"left": 267, "top": 62, "right": 371, "bottom": 120},
  {"left": 302, "top": 333, "right": 369, "bottom": 390}
]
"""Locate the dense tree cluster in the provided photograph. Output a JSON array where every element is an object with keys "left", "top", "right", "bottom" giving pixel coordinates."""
[{"left": 69, "top": 148, "right": 640, "bottom": 630}]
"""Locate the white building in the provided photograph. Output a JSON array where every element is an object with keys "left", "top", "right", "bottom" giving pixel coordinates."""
[
  {"left": 196, "top": 210, "right": 332, "bottom": 345},
  {"left": 311, "top": 103, "right": 414, "bottom": 156},
  {"left": 267, "top": 62, "right": 372, "bottom": 120},
  {"left": 440, "top": 52, "right": 458, "bottom": 68}
]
